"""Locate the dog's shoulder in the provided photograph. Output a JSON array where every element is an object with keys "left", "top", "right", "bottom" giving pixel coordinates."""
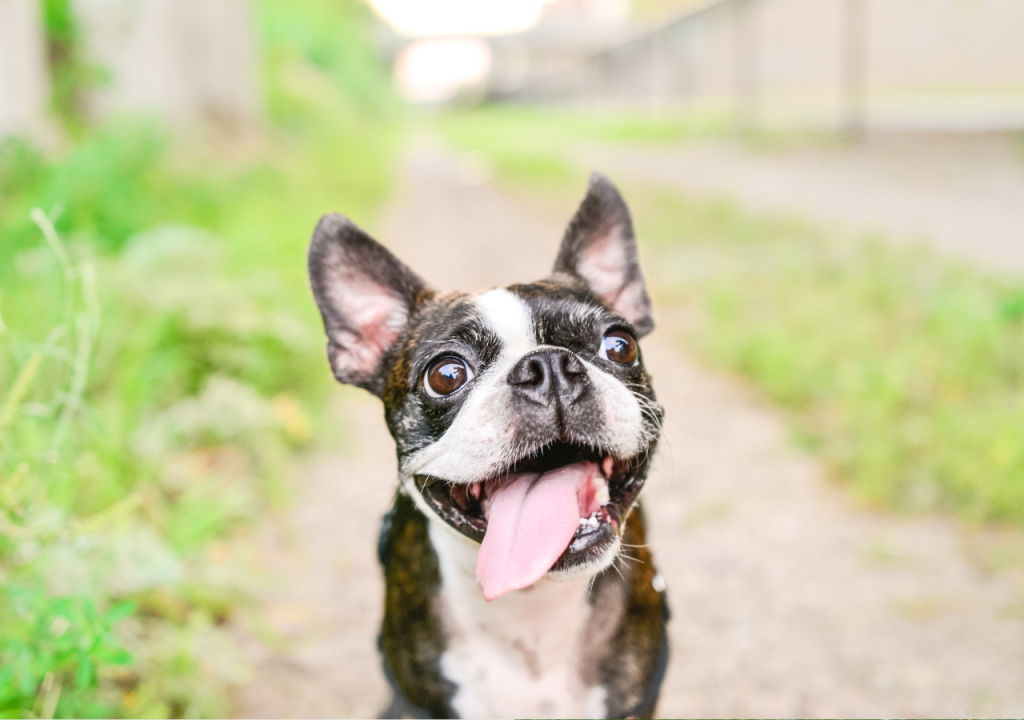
[
  {"left": 587, "top": 503, "right": 670, "bottom": 719},
  {"left": 379, "top": 492, "right": 457, "bottom": 718},
  {"left": 382, "top": 500, "right": 669, "bottom": 719}
]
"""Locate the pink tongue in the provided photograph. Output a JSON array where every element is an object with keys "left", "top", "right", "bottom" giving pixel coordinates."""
[{"left": 476, "top": 461, "right": 595, "bottom": 601}]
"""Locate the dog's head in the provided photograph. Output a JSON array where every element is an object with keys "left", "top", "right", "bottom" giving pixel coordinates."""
[{"left": 309, "top": 173, "right": 662, "bottom": 600}]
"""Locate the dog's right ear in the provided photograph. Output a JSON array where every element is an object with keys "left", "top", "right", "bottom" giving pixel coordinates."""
[
  {"left": 308, "top": 213, "right": 428, "bottom": 396},
  {"left": 554, "top": 172, "right": 654, "bottom": 337}
]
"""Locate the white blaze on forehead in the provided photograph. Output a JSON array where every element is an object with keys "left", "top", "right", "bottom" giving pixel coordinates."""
[{"left": 474, "top": 288, "right": 536, "bottom": 360}]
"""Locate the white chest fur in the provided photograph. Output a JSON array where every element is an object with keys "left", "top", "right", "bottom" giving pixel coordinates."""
[{"left": 429, "top": 521, "right": 608, "bottom": 719}]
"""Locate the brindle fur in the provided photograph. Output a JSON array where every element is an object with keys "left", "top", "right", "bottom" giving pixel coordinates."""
[
  {"left": 379, "top": 496, "right": 668, "bottom": 719},
  {"left": 378, "top": 492, "right": 456, "bottom": 718}
]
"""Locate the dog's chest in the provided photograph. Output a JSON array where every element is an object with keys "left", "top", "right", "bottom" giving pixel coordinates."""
[{"left": 430, "top": 523, "right": 608, "bottom": 719}]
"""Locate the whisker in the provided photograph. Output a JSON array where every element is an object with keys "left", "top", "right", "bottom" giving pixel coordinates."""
[{"left": 616, "top": 549, "right": 641, "bottom": 565}]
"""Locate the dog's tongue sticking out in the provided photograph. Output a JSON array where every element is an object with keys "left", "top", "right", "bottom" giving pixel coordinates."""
[{"left": 476, "top": 461, "right": 598, "bottom": 601}]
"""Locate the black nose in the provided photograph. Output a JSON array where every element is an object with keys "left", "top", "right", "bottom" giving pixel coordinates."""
[{"left": 507, "top": 348, "right": 588, "bottom": 406}]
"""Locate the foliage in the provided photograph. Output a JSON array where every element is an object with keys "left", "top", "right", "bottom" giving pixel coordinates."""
[
  {"left": 0, "top": 125, "right": 212, "bottom": 257},
  {"left": 0, "top": 0, "right": 399, "bottom": 716},
  {"left": 634, "top": 192, "right": 1024, "bottom": 523},
  {"left": 258, "top": 0, "right": 398, "bottom": 126},
  {"left": 40, "top": 0, "right": 102, "bottom": 131},
  {"left": 1, "top": 215, "right": 305, "bottom": 717},
  {"left": 1, "top": 589, "right": 134, "bottom": 717}
]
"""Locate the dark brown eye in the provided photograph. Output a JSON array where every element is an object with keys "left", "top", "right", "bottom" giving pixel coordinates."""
[
  {"left": 600, "top": 331, "right": 638, "bottom": 365},
  {"left": 424, "top": 356, "right": 473, "bottom": 397}
]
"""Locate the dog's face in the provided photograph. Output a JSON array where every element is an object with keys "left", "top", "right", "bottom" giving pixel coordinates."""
[{"left": 309, "top": 173, "right": 662, "bottom": 601}]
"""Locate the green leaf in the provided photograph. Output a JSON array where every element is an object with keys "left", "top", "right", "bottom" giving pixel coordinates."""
[
  {"left": 75, "top": 651, "right": 94, "bottom": 689},
  {"left": 102, "top": 601, "right": 136, "bottom": 624}
]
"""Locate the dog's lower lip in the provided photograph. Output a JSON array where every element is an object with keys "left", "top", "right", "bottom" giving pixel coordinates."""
[{"left": 552, "top": 510, "right": 617, "bottom": 573}]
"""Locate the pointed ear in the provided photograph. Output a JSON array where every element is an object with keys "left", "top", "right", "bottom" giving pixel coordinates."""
[
  {"left": 553, "top": 172, "right": 654, "bottom": 337},
  {"left": 308, "top": 213, "right": 428, "bottom": 395}
]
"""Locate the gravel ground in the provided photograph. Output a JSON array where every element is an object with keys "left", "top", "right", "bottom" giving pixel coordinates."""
[{"left": 233, "top": 143, "right": 1024, "bottom": 718}]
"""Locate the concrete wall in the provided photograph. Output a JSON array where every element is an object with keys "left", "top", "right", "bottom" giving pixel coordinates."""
[
  {"left": 73, "top": 0, "right": 262, "bottom": 129},
  {"left": 511, "top": 0, "right": 1024, "bottom": 131},
  {"left": 0, "top": 0, "right": 50, "bottom": 138}
]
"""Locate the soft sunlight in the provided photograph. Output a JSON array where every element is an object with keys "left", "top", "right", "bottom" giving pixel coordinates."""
[
  {"left": 368, "top": 0, "right": 550, "bottom": 37},
  {"left": 394, "top": 38, "right": 493, "bottom": 102}
]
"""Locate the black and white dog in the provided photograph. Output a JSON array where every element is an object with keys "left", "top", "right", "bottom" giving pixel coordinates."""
[{"left": 308, "top": 173, "right": 668, "bottom": 719}]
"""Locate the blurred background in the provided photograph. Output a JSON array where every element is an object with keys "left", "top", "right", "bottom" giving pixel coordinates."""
[{"left": 1, "top": 0, "right": 1024, "bottom": 717}]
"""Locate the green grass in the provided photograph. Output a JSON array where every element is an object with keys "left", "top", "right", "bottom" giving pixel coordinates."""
[
  {"left": 0, "top": 0, "right": 398, "bottom": 716},
  {"left": 436, "top": 105, "right": 727, "bottom": 187},
  {"left": 636, "top": 192, "right": 1024, "bottom": 522},
  {"left": 440, "top": 106, "right": 1024, "bottom": 527}
]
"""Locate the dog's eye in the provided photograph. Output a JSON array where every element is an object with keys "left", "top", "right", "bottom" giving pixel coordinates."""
[
  {"left": 424, "top": 356, "right": 474, "bottom": 397},
  {"left": 599, "top": 330, "right": 638, "bottom": 365}
]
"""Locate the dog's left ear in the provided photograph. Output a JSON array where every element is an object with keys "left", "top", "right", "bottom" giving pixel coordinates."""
[
  {"left": 308, "top": 213, "right": 428, "bottom": 396},
  {"left": 553, "top": 172, "right": 654, "bottom": 337}
]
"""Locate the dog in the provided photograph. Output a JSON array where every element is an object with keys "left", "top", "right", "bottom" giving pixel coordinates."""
[{"left": 308, "top": 172, "right": 668, "bottom": 719}]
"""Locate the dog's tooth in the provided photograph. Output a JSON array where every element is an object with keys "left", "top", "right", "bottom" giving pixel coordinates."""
[
  {"left": 594, "top": 482, "right": 610, "bottom": 507},
  {"left": 470, "top": 482, "right": 481, "bottom": 500},
  {"left": 589, "top": 515, "right": 600, "bottom": 528},
  {"left": 602, "top": 456, "right": 614, "bottom": 478}
]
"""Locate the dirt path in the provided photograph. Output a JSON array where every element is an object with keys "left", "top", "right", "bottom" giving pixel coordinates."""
[
  {"left": 578, "top": 133, "right": 1024, "bottom": 274},
  {"left": 234, "top": 143, "right": 1024, "bottom": 718}
]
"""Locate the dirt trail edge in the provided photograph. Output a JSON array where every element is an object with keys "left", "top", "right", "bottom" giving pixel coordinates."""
[{"left": 233, "top": 144, "right": 1024, "bottom": 718}]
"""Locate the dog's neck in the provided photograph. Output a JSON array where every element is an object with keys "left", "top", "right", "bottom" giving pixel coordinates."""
[
  {"left": 427, "top": 517, "right": 593, "bottom": 629},
  {"left": 427, "top": 517, "right": 608, "bottom": 718}
]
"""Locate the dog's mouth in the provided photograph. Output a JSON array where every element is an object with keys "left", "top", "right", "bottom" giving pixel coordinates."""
[{"left": 415, "top": 441, "right": 650, "bottom": 600}]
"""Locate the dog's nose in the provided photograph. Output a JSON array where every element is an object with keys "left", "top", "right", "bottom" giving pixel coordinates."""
[{"left": 507, "top": 348, "right": 588, "bottom": 406}]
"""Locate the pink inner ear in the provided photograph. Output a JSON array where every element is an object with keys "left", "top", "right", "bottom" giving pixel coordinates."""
[
  {"left": 575, "top": 227, "right": 647, "bottom": 324},
  {"left": 576, "top": 229, "right": 628, "bottom": 301},
  {"left": 326, "top": 274, "right": 407, "bottom": 378},
  {"left": 610, "top": 278, "right": 649, "bottom": 327}
]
